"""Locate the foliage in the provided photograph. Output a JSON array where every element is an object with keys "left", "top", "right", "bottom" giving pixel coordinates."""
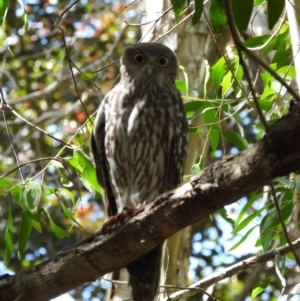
[{"left": 0, "top": 0, "right": 299, "bottom": 300}]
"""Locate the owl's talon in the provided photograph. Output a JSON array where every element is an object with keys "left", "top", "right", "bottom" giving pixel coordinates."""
[
  {"left": 121, "top": 207, "right": 139, "bottom": 218},
  {"left": 101, "top": 207, "right": 139, "bottom": 234},
  {"left": 101, "top": 215, "right": 118, "bottom": 233}
]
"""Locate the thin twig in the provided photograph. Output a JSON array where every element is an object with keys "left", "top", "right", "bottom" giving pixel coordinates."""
[
  {"left": 58, "top": 26, "right": 91, "bottom": 124},
  {"left": 270, "top": 183, "right": 300, "bottom": 267},
  {"left": 223, "top": 0, "right": 270, "bottom": 131},
  {"left": 162, "top": 238, "right": 300, "bottom": 301},
  {"left": 0, "top": 88, "right": 24, "bottom": 184},
  {"left": 223, "top": 0, "right": 300, "bottom": 104},
  {"left": 0, "top": 157, "right": 63, "bottom": 180},
  {"left": 0, "top": 97, "right": 74, "bottom": 148},
  {"left": 54, "top": 0, "right": 80, "bottom": 27}
]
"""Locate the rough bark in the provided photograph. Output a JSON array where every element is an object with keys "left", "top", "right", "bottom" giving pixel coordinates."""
[{"left": 0, "top": 101, "right": 300, "bottom": 301}]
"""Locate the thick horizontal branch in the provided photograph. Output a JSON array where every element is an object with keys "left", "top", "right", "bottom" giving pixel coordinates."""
[{"left": 1, "top": 102, "right": 300, "bottom": 301}]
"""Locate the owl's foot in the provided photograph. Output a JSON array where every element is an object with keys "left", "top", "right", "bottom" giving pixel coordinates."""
[{"left": 101, "top": 207, "right": 139, "bottom": 233}]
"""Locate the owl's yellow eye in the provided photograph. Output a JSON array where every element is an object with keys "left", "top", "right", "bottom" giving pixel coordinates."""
[
  {"left": 133, "top": 53, "right": 146, "bottom": 64},
  {"left": 157, "top": 55, "right": 169, "bottom": 67}
]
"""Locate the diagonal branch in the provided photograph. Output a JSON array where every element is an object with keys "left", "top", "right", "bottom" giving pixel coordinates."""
[
  {"left": 0, "top": 101, "right": 300, "bottom": 301},
  {"left": 162, "top": 238, "right": 300, "bottom": 301}
]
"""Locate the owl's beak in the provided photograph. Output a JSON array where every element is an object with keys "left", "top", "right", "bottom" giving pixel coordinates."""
[{"left": 147, "top": 64, "right": 154, "bottom": 75}]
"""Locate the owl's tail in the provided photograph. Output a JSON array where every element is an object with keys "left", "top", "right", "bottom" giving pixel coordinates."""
[{"left": 127, "top": 244, "right": 162, "bottom": 301}]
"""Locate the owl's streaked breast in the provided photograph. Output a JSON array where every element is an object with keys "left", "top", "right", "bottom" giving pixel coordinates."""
[{"left": 105, "top": 85, "right": 173, "bottom": 210}]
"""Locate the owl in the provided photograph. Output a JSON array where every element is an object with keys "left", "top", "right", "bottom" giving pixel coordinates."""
[{"left": 91, "top": 43, "right": 188, "bottom": 301}]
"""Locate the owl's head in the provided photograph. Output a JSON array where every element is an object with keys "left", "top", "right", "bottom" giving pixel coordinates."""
[{"left": 120, "top": 43, "right": 178, "bottom": 85}]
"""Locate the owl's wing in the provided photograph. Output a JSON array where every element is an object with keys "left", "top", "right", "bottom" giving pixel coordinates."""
[
  {"left": 91, "top": 100, "right": 118, "bottom": 216},
  {"left": 166, "top": 95, "right": 188, "bottom": 189}
]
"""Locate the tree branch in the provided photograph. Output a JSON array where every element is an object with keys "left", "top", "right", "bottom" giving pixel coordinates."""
[
  {"left": 1, "top": 101, "right": 300, "bottom": 301},
  {"left": 162, "top": 238, "right": 300, "bottom": 301}
]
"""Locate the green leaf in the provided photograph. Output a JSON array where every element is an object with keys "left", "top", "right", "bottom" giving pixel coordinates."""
[
  {"left": 279, "top": 255, "right": 286, "bottom": 274},
  {"left": 259, "top": 199, "right": 293, "bottom": 251},
  {"left": 260, "top": 226, "right": 274, "bottom": 251},
  {"left": 191, "top": 163, "right": 201, "bottom": 175},
  {"left": 267, "top": 0, "right": 285, "bottom": 30},
  {"left": 60, "top": 188, "right": 76, "bottom": 206},
  {"left": 82, "top": 71, "right": 96, "bottom": 81},
  {"left": 251, "top": 280, "right": 270, "bottom": 298},
  {"left": 229, "top": 55, "right": 244, "bottom": 96},
  {"left": 60, "top": 201, "right": 84, "bottom": 230},
  {"left": 221, "top": 103, "right": 243, "bottom": 124},
  {"left": 43, "top": 208, "right": 69, "bottom": 239},
  {"left": 243, "top": 35, "right": 271, "bottom": 48},
  {"left": 202, "top": 105, "right": 220, "bottom": 151},
  {"left": 15, "top": 185, "right": 41, "bottom": 227},
  {"left": 223, "top": 131, "right": 249, "bottom": 150},
  {"left": 228, "top": 226, "right": 257, "bottom": 251},
  {"left": 0, "top": 178, "right": 13, "bottom": 194},
  {"left": 259, "top": 97, "right": 275, "bottom": 112},
  {"left": 179, "top": 65, "right": 189, "bottom": 95},
  {"left": 21, "top": 181, "right": 41, "bottom": 214},
  {"left": 170, "top": 0, "right": 185, "bottom": 22},
  {"left": 4, "top": 229, "right": 13, "bottom": 265},
  {"left": 211, "top": 56, "right": 227, "bottom": 93},
  {"left": 210, "top": 0, "right": 227, "bottom": 33},
  {"left": 260, "top": 70, "right": 272, "bottom": 85},
  {"left": 208, "top": 125, "right": 219, "bottom": 151},
  {"left": 6, "top": 202, "right": 13, "bottom": 233},
  {"left": 60, "top": 175, "right": 73, "bottom": 187},
  {"left": 218, "top": 208, "right": 235, "bottom": 226},
  {"left": 221, "top": 71, "right": 232, "bottom": 97},
  {"left": 279, "top": 197, "right": 294, "bottom": 219},
  {"left": 184, "top": 101, "right": 203, "bottom": 119},
  {"left": 254, "top": 0, "right": 264, "bottom": 6},
  {"left": 68, "top": 149, "right": 102, "bottom": 197},
  {"left": 11, "top": 185, "right": 22, "bottom": 207},
  {"left": 76, "top": 149, "right": 102, "bottom": 195},
  {"left": 18, "top": 210, "right": 33, "bottom": 259},
  {"left": 232, "top": 0, "right": 254, "bottom": 33},
  {"left": 191, "top": 155, "right": 203, "bottom": 175},
  {"left": 261, "top": 200, "right": 293, "bottom": 231},
  {"left": 276, "top": 65, "right": 295, "bottom": 78},
  {"left": 176, "top": 80, "right": 187, "bottom": 93},
  {"left": 232, "top": 205, "right": 269, "bottom": 234},
  {"left": 43, "top": 185, "right": 58, "bottom": 196},
  {"left": 272, "top": 39, "right": 292, "bottom": 69},
  {"left": 191, "top": 0, "right": 204, "bottom": 26},
  {"left": 31, "top": 218, "right": 42, "bottom": 233},
  {"left": 4, "top": 202, "right": 13, "bottom": 265},
  {"left": 0, "top": 0, "right": 9, "bottom": 25},
  {"left": 87, "top": 119, "right": 94, "bottom": 136},
  {"left": 67, "top": 156, "right": 82, "bottom": 172},
  {"left": 236, "top": 192, "right": 260, "bottom": 225},
  {"left": 255, "top": 237, "right": 262, "bottom": 247}
]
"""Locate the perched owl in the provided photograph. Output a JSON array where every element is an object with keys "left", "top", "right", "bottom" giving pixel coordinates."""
[{"left": 91, "top": 43, "right": 188, "bottom": 301}]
